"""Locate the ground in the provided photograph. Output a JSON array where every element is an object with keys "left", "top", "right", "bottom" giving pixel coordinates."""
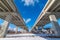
[
  {"left": 0, "top": 34, "right": 60, "bottom": 40},
  {"left": 0, "top": 37, "right": 60, "bottom": 40}
]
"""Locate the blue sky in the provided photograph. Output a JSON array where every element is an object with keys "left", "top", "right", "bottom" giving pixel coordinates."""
[{"left": 13, "top": 0, "right": 47, "bottom": 31}]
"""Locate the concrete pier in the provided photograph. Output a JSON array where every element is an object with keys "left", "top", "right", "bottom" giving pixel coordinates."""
[
  {"left": 0, "top": 15, "right": 12, "bottom": 37},
  {"left": 15, "top": 27, "right": 18, "bottom": 34},
  {"left": 49, "top": 15, "right": 60, "bottom": 36}
]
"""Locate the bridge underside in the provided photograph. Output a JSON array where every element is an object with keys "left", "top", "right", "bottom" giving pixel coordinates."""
[
  {"left": 31, "top": 0, "right": 60, "bottom": 36},
  {"left": 36, "top": 12, "right": 60, "bottom": 26},
  {"left": 0, "top": 0, "right": 28, "bottom": 37}
]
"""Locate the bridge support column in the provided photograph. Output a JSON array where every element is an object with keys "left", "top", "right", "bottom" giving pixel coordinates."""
[
  {"left": 35, "top": 26, "right": 38, "bottom": 30},
  {"left": 0, "top": 15, "right": 12, "bottom": 37},
  {"left": 32, "top": 27, "right": 37, "bottom": 33},
  {"left": 34, "top": 27, "right": 37, "bottom": 31},
  {"left": 15, "top": 27, "right": 18, "bottom": 34},
  {"left": 49, "top": 15, "right": 60, "bottom": 36},
  {"left": 41, "top": 26, "right": 44, "bottom": 31}
]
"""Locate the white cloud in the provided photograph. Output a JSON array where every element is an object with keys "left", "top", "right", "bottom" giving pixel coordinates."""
[
  {"left": 26, "top": 18, "right": 31, "bottom": 23},
  {"left": 21, "top": 0, "right": 39, "bottom": 6},
  {"left": 23, "top": 18, "right": 31, "bottom": 24}
]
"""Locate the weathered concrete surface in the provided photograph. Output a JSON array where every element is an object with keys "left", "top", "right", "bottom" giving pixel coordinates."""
[{"left": 0, "top": 37, "right": 60, "bottom": 40}]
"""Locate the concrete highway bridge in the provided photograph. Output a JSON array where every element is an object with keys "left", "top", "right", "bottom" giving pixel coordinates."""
[
  {"left": 0, "top": 0, "right": 28, "bottom": 37},
  {"left": 0, "top": 0, "right": 60, "bottom": 39},
  {"left": 31, "top": 0, "right": 60, "bottom": 36}
]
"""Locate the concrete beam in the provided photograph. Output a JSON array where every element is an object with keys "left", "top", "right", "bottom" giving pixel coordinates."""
[
  {"left": 0, "top": 1, "right": 10, "bottom": 11},
  {"left": 50, "top": 2, "right": 60, "bottom": 11},
  {"left": 15, "top": 27, "right": 18, "bottom": 34},
  {"left": 55, "top": 7, "right": 60, "bottom": 12},
  {"left": 0, "top": 12, "right": 18, "bottom": 16},
  {"left": 6, "top": 0, "right": 16, "bottom": 12},
  {"left": 0, "top": 7, "right": 5, "bottom": 12}
]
